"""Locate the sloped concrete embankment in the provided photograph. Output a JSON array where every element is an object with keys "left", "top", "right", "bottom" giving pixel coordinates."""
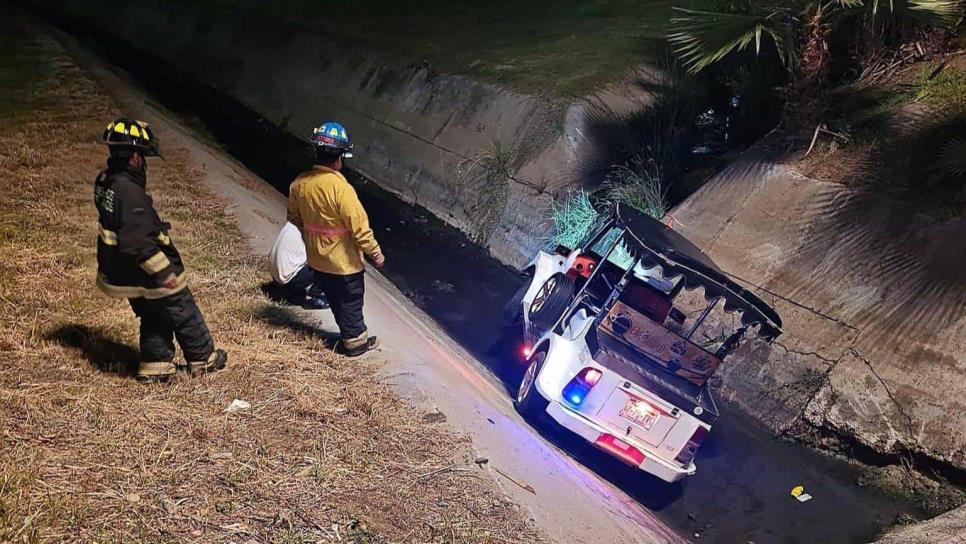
[
  {"left": 875, "top": 503, "right": 965, "bottom": 543},
  {"left": 672, "top": 150, "right": 966, "bottom": 474},
  {"left": 25, "top": 0, "right": 594, "bottom": 267}
]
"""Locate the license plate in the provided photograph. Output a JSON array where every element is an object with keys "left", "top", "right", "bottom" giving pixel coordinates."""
[{"left": 620, "top": 399, "right": 659, "bottom": 430}]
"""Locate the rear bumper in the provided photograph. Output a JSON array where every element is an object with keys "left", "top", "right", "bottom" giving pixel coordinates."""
[{"left": 546, "top": 402, "right": 695, "bottom": 483}]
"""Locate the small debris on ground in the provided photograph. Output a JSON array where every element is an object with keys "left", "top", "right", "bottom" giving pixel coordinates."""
[
  {"left": 791, "top": 485, "right": 813, "bottom": 503},
  {"left": 159, "top": 497, "right": 178, "bottom": 514},
  {"left": 225, "top": 399, "right": 251, "bottom": 413},
  {"left": 474, "top": 457, "right": 489, "bottom": 466},
  {"left": 494, "top": 467, "right": 536, "bottom": 495},
  {"left": 422, "top": 411, "right": 447, "bottom": 423}
]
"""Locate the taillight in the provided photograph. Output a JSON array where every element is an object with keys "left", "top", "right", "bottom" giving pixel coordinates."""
[
  {"left": 675, "top": 426, "right": 710, "bottom": 466},
  {"left": 562, "top": 367, "right": 603, "bottom": 407},
  {"left": 595, "top": 434, "right": 645, "bottom": 466}
]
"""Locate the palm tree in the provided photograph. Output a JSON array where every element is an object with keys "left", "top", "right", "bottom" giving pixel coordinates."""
[{"left": 668, "top": 0, "right": 964, "bottom": 129}]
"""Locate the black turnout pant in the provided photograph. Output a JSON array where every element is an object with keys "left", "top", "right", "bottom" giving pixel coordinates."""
[
  {"left": 280, "top": 265, "right": 314, "bottom": 303},
  {"left": 128, "top": 288, "right": 214, "bottom": 363},
  {"left": 312, "top": 269, "right": 366, "bottom": 343}
]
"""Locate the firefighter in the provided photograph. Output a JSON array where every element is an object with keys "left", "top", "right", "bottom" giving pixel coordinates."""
[
  {"left": 287, "top": 122, "right": 384, "bottom": 356},
  {"left": 94, "top": 118, "right": 227, "bottom": 382}
]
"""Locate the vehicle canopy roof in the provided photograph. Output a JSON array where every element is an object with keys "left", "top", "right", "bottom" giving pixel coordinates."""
[{"left": 605, "top": 204, "right": 783, "bottom": 340}]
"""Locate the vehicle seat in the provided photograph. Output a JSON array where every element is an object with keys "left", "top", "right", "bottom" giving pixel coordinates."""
[{"left": 621, "top": 280, "right": 672, "bottom": 323}]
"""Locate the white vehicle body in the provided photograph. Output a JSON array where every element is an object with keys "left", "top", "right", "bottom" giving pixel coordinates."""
[
  {"left": 509, "top": 205, "right": 782, "bottom": 483},
  {"left": 516, "top": 249, "right": 711, "bottom": 483}
]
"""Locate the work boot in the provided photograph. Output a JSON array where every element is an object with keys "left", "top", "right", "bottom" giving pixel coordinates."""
[
  {"left": 340, "top": 336, "right": 380, "bottom": 357},
  {"left": 183, "top": 349, "right": 228, "bottom": 377},
  {"left": 302, "top": 293, "right": 329, "bottom": 310},
  {"left": 136, "top": 361, "right": 177, "bottom": 383}
]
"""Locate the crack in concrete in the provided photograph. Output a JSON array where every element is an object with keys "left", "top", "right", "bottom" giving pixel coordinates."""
[
  {"left": 845, "top": 348, "right": 923, "bottom": 451},
  {"left": 769, "top": 341, "right": 922, "bottom": 451},
  {"left": 771, "top": 340, "right": 840, "bottom": 367},
  {"left": 770, "top": 340, "right": 849, "bottom": 434},
  {"left": 725, "top": 271, "right": 859, "bottom": 331}
]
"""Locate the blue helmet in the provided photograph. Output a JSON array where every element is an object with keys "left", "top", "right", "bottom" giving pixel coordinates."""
[{"left": 310, "top": 121, "right": 353, "bottom": 158}]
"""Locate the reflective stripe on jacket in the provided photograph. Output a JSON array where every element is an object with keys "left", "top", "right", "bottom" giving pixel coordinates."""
[
  {"left": 94, "top": 162, "right": 187, "bottom": 299},
  {"left": 286, "top": 166, "right": 382, "bottom": 275}
]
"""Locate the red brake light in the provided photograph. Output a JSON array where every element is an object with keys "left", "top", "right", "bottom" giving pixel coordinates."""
[{"left": 596, "top": 434, "right": 645, "bottom": 466}]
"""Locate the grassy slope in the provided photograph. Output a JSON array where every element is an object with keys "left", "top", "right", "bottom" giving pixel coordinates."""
[
  {"left": 0, "top": 13, "right": 542, "bottom": 544},
  {"left": 200, "top": 0, "right": 681, "bottom": 98}
]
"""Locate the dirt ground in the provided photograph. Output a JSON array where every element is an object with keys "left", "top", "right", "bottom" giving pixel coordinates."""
[{"left": 0, "top": 13, "right": 543, "bottom": 544}]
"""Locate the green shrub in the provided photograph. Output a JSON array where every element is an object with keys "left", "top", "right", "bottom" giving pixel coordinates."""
[
  {"left": 548, "top": 189, "right": 598, "bottom": 249},
  {"left": 602, "top": 158, "right": 668, "bottom": 219},
  {"left": 548, "top": 190, "right": 638, "bottom": 271}
]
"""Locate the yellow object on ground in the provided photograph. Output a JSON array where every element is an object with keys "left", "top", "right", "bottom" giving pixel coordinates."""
[
  {"left": 287, "top": 165, "right": 382, "bottom": 275},
  {"left": 791, "top": 485, "right": 812, "bottom": 502}
]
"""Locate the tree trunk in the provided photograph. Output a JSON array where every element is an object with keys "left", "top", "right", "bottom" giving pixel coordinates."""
[{"left": 782, "top": 9, "right": 831, "bottom": 134}]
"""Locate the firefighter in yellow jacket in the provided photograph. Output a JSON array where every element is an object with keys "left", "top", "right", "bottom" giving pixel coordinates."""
[{"left": 288, "top": 122, "right": 384, "bottom": 356}]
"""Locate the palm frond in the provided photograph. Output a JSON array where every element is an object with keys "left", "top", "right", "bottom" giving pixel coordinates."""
[
  {"left": 668, "top": 7, "right": 789, "bottom": 73},
  {"left": 904, "top": 0, "right": 965, "bottom": 26},
  {"left": 859, "top": 0, "right": 965, "bottom": 24},
  {"left": 870, "top": 0, "right": 894, "bottom": 18},
  {"left": 828, "top": 0, "right": 866, "bottom": 8},
  {"left": 707, "top": 0, "right": 756, "bottom": 13}
]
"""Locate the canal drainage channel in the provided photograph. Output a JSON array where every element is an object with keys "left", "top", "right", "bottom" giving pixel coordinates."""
[{"left": 39, "top": 9, "right": 928, "bottom": 543}]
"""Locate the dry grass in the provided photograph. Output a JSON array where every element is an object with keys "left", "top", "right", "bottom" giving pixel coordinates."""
[{"left": 0, "top": 16, "right": 542, "bottom": 544}]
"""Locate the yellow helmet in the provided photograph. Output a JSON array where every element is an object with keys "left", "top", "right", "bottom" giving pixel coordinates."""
[{"left": 102, "top": 118, "right": 162, "bottom": 158}]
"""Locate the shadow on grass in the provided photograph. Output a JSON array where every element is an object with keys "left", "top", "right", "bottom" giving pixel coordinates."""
[
  {"left": 259, "top": 280, "right": 293, "bottom": 305},
  {"left": 44, "top": 324, "right": 138, "bottom": 377},
  {"left": 252, "top": 297, "right": 340, "bottom": 350}
]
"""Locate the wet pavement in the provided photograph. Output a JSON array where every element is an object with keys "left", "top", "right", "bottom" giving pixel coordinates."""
[{"left": 48, "top": 14, "right": 927, "bottom": 543}]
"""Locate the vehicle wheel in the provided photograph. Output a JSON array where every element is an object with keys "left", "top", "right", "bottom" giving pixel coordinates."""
[
  {"left": 529, "top": 273, "right": 575, "bottom": 330},
  {"left": 515, "top": 350, "right": 550, "bottom": 420},
  {"left": 502, "top": 280, "right": 531, "bottom": 324}
]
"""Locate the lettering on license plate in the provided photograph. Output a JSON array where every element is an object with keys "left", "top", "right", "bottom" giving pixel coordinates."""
[{"left": 620, "top": 399, "right": 659, "bottom": 430}]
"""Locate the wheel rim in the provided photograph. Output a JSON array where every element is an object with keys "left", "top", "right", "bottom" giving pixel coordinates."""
[
  {"left": 517, "top": 352, "right": 543, "bottom": 403},
  {"left": 530, "top": 276, "right": 556, "bottom": 315}
]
